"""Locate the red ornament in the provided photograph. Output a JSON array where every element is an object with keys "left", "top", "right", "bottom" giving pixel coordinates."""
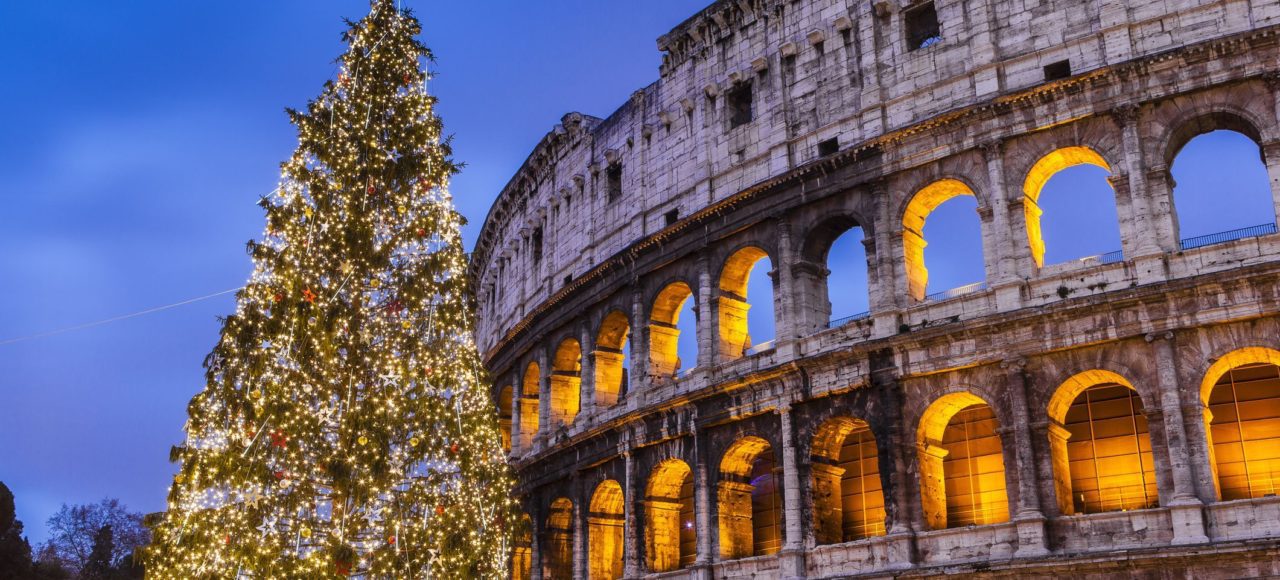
[
  {"left": 273, "top": 470, "right": 287, "bottom": 481},
  {"left": 336, "top": 560, "right": 352, "bottom": 576},
  {"left": 415, "top": 228, "right": 426, "bottom": 238},
  {"left": 225, "top": 534, "right": 232, "bottom": 545},
  {"left": 273, "top": 292, "right": 284, "bottom": 303},
  {"left": 387, "top": 535, "right": 396, "bottom": 546},
  {"left": 270, "top": 430, "right": 288, "bottom": 449},
  {"left": 366, "top": 184, "right": 376, "bottom": 194},
  {"left": 303, "top": 288, "right": 316, "bottom": 303},
  {"left": 403, "top": 74, "right": 411, "bottom": 84},
  {"left": 338, "top": 73, "right": 349, "bottom": 86},
  {"left": 449, "top": 442, "right": 459, "bottom": 455},
  {"left": 435, "top": 505, "right": 445, "bottom": 516}
]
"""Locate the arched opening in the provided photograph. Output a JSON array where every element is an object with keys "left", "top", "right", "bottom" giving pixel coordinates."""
[
  {"left": 519, "top": 363, "right": 541, "bottom": 448},
  {"left": 498, "top": 385, "right": 514, "bottom": 452},
  {"left": 917, "top": 392, "right": 1010, "bottom": 529},
  {"left": 718, "top": 436, "right": 782, "bottom": 559},
  {"left": 650, "top": 282, "right": 696, "bottom": 378},
  {"left": 512, "top": 513, "right": 533, "bottom": 580},
  {"left": 1200, "top": 347, "right": 1280, "bottom": 501},
  {"left": 645, "top": 459, "right": 696, "bottom": 572},
  {"left": 546, "top": 498, "right": 574, "bottom": 580},
  {"left": 588, "top": 480, "right": 624, "bottom": 580},
  {"left": 1169, "top": 122, "right": 1275, "bottom": 245},
  {"left": 1022, "top": 147, "right": 1116, "bottom": 267},
  {"left": 719, "top": 247, "right": 776, "bottom": 360},
  {"left": 550, "top": 339, "right": 582, "bottom": 427},
  {"left": 1045, "top": 370, "right": 1158, "bottom": 515},
  {"left": 594, "top": 311, "right": 631, "bottom": 408},
  {"left": 800, "top": 217, "right": 872, "bottom": 331},
  {"left": 810, "top": 417, "right": 886, "bottom": 544},
  {"left": 903, "top": 179, "right": 986, "bottom": 301}
]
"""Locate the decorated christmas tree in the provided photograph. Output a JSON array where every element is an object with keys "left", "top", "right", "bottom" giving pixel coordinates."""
[{"left": 143, "top": 2, "right": 516, "bottom": 577}]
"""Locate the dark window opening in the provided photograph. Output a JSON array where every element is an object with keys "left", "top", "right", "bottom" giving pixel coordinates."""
[
  {"left": 564, "top": 275, "right": 573, "bottom": 287},
  {"left": 664, "top": 209, "right": 680, "bottom": 227},
  {"left": 532, "top": 227, "right": 543, "bottom": 264},
  {"left": 606, "top": 164, "right": 622, "bottom": 202},
  {"left": 818, "top": 137, "right": 840, "bottom": 157},
  {"left": 728, "top": 83, "right": 753, "bottom": 128},
  {"left": 905, "top": 3, "right": 942, "bottom": 51},
  {"left": 1044, "top": 60, "right": 1072, "bottom": 81}
]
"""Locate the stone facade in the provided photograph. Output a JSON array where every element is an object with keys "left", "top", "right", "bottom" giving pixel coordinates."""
[{"left": 470, "top": 0, "right": 1280, "bottom": 578}]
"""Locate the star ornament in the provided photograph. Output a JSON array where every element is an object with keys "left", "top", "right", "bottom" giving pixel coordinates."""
[
  {"left": 303, "top": 288, "right": 317, "bottom": 303},
  {"left": 270, "top": 430, "right": 289, "bottom": 449},
  {"left": 257, "top": 515, "right": 278, "bottom": 538}
]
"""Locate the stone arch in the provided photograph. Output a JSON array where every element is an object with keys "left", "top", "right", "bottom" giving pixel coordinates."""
[
  {"left": 718, "top": 246, "right": 774, "bottom": 361},
  {"left": 498, "top": 385, "right": 514, "bottom": 452},
  {"left": 545, "top": 497, "right": 574, "bottom": 579},
  {"left": 588, "top": 480, "right": 624, "bottom": 580},
  {"left": 1021, "top": 146, "right": 1114, "bottom": 268},
  {"left": 916, "top": 392, "right": 1010, "bottom": 530},
  {"left": 810, "top": 416, "right": 886, "bottom": 544},
  {"left": 649, "top": 281, "right": 696, "bottom": 378},
  {"left": 519, "top": 362, "right": 541, "bottom": 449},
  {"left": 1164, "top": 110, "right": 1277, "bottom": 241},
  {"left": 512, "top": 512, "right": 533, "bottom": 580},
  {"left": 902, "top": 178, "right": 982, "bottom": 301},
  {"left": 1045, "top": 370, "right": 1158, "bottom": 515},
  {"left": 800, "top": 214, "right": 873, "bottom": 329},
  {"left": 550, "top": 338, "right": 582, "bottom": 427},
  {"left": 594, "top": 310, "right": 631, "bottom": 408},
  {"left": 1199, "top": 347, "right": 1280, "bottom": 501},
  {"left": 645, "top": 458, "right": 695, "bottom": 573},
  {"left": 1163, "top": 109, "right": 1268, "bottom": 168},
  {"left": 717, "top": 436, "right": 782, "bottom": 559}
]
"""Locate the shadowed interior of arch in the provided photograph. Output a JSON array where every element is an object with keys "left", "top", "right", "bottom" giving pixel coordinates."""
[
  {"left": 588, "top": 480, "right": 624, "bottom": 580},
  {"left": 519, "top": 363, "right": 540, "bottom": 449},
  {"left": 594, "top": 311, "right": 631, "bottom": 408},
  {"left": 550, "top": 338, "right": 582, "bottom": 427},
  {"left": 718, "top": 436, "right": 782, "bottom": 559},
  {"left": 903, "top": 179, "right": 986, "bottom": 301},
  {"left": 916, "top": 393, "right": 1009, "bottom": 529},
  {"left": 645, "top": 459, "right": 696, "bottom": 572},
  {"left": 1200, "top": 347, "right": 1280, "bottom": 501},
  {"left": 811, "top": 417, "right": 886, "bottom": 544},
  {"left": 546, "top": 498, "right": 574, "bottom": 579},
  {"left": 1045, "top": 371, "right": 1157, "bottom": 515},
  {"left": 650, "top": 282, "right": 697, "bottom": 378},
  {"left": 719, "top": 247, "right": 776, "bottom": 360},
  {"left": 512, "top": 513, "right": 533, "bottom": 580},
  {"left": 498, "top": 385, "right": 514, "bottom": 452},
  {"left": 1171, "top": 129, "right": 1276, "bottom": 242}
]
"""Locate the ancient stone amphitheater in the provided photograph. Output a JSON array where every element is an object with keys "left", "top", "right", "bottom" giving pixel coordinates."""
[{"left": 469, "top": 0, "right": 1280, "bottom": 577}]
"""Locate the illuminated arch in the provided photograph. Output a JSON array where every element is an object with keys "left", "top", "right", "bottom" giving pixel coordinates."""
[
  {"left": 1045, "top": 370, "right": 1157, "bottom": 515},
  {"left": 810, "top": 417, "right": 885, "bottom": 544},
  {"left": 645, "top": 459, "right": 696, "bottom": 572},
  {"left": 916, "top": 392, "right": 1010, "bottom": 529},
  {"left": 545, "top": 498, "right": 574, "bottom": 579},
  {"left": 519, "top": 363, "right": 541, "bottom": 448},
  {"left": 718, "top": 246, "right": 773, "bottom": 360},
  {"left": 902, "top": 179, "right": 979, "bottom": 301},
  {"left": 498, "top": 385, "right": 514, "bottom": 452},
  {"left": 512, "top": 513, "right": 533, "bottom": 580},
  {"left": 594, "top": 311, "right": 630, "bottom": 407},
  {"left": 550, "top": 338, "right": 582, "bottom": 427},
  {"left": 1200, "top": 347, "right": 1280, "bottom": 500},
  {"left": 649, "top": 282, "right": 695, "bottom": 378},
  {"left": 588, "top": 480, "right": 624, "bottom": 580},
  {"left": 718, "top": 436, "right": 782, "bottom": 559},
  {"left": 1021, "top": 147, "right": 1113, "bottom": 267}
]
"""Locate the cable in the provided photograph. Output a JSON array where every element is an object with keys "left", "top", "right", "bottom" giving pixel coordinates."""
[{"left": 0, "top": 287, "right": 243, "bottom": 347}]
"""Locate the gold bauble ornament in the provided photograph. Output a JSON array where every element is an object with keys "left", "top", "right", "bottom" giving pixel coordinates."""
[
  {"left": 358, "top": 435, "right": 369, "bottom": 446},
  {"left": 300, "top": 526, "right": 312, "bottom": 539},
  {"left": 174, "top": 473, "right": 185, "bottom": 484},
  {"left": 409, "top": 437, "right": 420, "bottom": 447}
]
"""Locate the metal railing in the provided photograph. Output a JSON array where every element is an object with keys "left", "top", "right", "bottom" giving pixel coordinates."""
[
  {"left": 1098, "top": 250, "right": 1125, "bottom": 265},
  {"left": 925, "top": 281, "right": 988, "bottom": 302},
  {"left": 1178, "top": 222, "right": 1277, "bottom": 251},
  {"left": 827, "top": 311, "right": 871, "bottom": 329}
]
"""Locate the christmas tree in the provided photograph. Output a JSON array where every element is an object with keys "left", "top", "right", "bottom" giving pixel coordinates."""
[{"left": 144, "top": 2, "right": 516, "bottom": 577}]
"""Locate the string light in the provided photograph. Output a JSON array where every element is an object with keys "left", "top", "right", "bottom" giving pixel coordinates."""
[{"left": 143, "top": 2, "right": 517, "bottom": 577}]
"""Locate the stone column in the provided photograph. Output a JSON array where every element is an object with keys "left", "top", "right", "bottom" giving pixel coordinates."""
[
  {"left": 693, "top": 428, "right": 714, "bottom": 577},
  {"left": 774, "top": 219, "right": 800, "bottom": 356},
  {"left": 873, "top": 362, "right": 916, "bottom": 570},
  {"left": 623, "top": 451, "right": 641, "bottom": 578},
  {"left": 511, "top": 380, "right": 525, "bottom": 457},
  {"left": 1147, "top": 331, "right": 1209, "bottom": 544},
  {"left": 530, "top": 510, "right": 544, "bottom": 580},
  {"left": 1115, "top": 105, "right": 1175, "bottom": 257},
  {"left": 579, "top": 325, "right": 595, "bottom": 419},
  {"left": 778, "top": 406, "right": 806, "bottom": 579},
  {"left": 573, "top": 486, "right": 587, "bottom": 580},
  {"left": 981, "top": 140, "right": 1019, "bottom": 286},
  {"left": 630, "top": 288, "right": 648, "bottom": 393},
  {"left": 869, "top": 181, "right": 902, "bottom": 338},
  {"left": 1001, "top": 358, "right": 1049, "bottom": 556},
  {"left": 1266, "top": 75, "right": 1280, "bottom": 223},
  {"left": 696, "top": 255, "right": 715, "bottom": 371},
  {"left": 538, "top": 348, "right": 551, "bottom": 449}
]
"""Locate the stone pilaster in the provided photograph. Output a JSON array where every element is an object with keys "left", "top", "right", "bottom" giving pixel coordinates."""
[
  {"left": 573, "top": 484, "right": 587, "bottom": 580},
  {"left": 778, "top": 405, "right": 806, "bottom": 579},
  {"left": 530, "top": 509, "right": 544, "bottom": 580},
  {"left": 693, "top": 425, "right": 714, "bottom": 580},
  {"left": 622, "top": 450, "right": 641, "bottom": 579},
  {"left": 630, "top": 288, "right": 648, "bottom": 392},
  {"left": 538, "top": 347, "right": 551, "bottom": 449},
  {"left": 1147, "top": 331, "right": 1209, "bottom": 544},
  {"left": 1001, "top": 358, "right": 1049, "bottom": 556},
  {"left": 697, "top": 255, "right": 715, "bottom": 372},
  {"left": 774, "top": 219, "right": 799, "bottom": 356},
  {"left": 579, "top": 324, "right": 595, "bottom": 418}
]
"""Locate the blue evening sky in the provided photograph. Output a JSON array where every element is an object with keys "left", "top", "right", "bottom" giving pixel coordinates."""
[{"left": 0, "top": 1, "right": 1271, "bottom": 545}]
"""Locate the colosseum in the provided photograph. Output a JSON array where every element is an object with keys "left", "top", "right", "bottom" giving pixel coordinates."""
[{"left": 470, "top": 0, "right": 1280, "bottom": 577}]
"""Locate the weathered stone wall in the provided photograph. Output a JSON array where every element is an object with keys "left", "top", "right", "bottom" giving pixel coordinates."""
[{"left": 471, "top": 0, "right": 1280, "bottom": 578}]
